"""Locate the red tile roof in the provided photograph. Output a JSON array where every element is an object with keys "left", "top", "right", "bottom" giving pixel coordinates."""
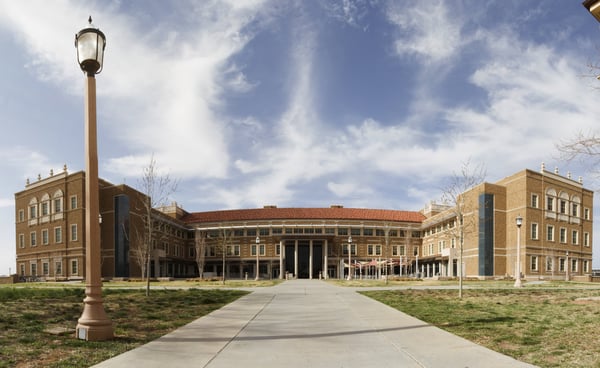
[{"left": 181, "top": 207, "right": 425, "bottom": 224}]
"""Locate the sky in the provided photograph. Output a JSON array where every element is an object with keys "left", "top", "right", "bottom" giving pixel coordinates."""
[{"left": 1, "top": 0, "right": 600, "bottom": 275}]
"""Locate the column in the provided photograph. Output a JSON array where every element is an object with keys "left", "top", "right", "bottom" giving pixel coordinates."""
[
  {"left": 279, "top": 240, "right": 284, "bottom": 280},
  {"left": 324, "top": 240, "right": 328, "bottom": 279},
  {"left": 294, "top": 240, "right": 298, "bottom": 278},
  {"left": 309, "top": 240, "right": 313, "bottom": 279}
]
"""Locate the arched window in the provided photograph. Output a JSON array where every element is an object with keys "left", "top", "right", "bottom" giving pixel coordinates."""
[
  {"left": 558, "top": 192, "right": 569, "bottom": 215},
  {"left": 545, "top": 188, "right": 556, "bottom": 212},
  {"left": 40, "top": 193, "right": 50, "bottom": 217},
  {"left": 28, "top": 197, "right": 38, "bottom": 219},
  {"left": 571, "top": 195, "right": 581, "bottom": 217},
  {"left": 53, "top": 190, "right": 64, "bottom": 213}
]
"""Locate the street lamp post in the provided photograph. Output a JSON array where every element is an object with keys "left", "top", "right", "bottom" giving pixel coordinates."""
[
  {"left": 565, "top": 251, "right": 570, "bottom": 282},
  {"left": 514, "top": 215, "right": 523, "bottom": 288},
  {"left": 347, "top": 235, "right": 352, "bottom": 280},
  {"left": 74, "top": 17, "right": 113, "bottom": 341},
  {"left": 255, "top": 235, "right": 260, "bottom": 281}
]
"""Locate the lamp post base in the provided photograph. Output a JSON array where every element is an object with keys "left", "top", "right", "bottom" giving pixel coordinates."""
[
  {"left": 513, "top": 278, "right": 522, "bottom": 288},
  {"left": 76, "top": 290, "right": 114, "bottom": 341}
]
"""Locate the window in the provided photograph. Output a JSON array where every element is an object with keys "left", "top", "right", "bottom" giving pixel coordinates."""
[
  {"left": 42, "top": 262, "right": 49, "bottom": 276},
  {"left": 368, "top": 244, "right": 382, "bottom": 256},
  {"left": 531, "top": 256, "right": 538, "bottom": 272},
  {"left": 251, "top": 244, "right": 265, "bottom": 256},
  {"left": 30, "top": 232, "right": 37, "bottom": 247},
  {"left": 531, "top": 223, "right": 538, "bottom": 240},
  {"left": 338, "top": 228, "right": 348, "bottom": 236},
  {"left": 41, "top": 229, "right": 49, "bottom": 245},
  {"left": 351, "top": 228, "right": 361, "bottom": 236},
  {"left": 54, "top": 227, "right": 62, "bottom": 243},
  {"left": 41, "top": 201, "right": 49, "bottom": 216},
  {"left": 20, "top": 264, "right": 25, "bottom": 276},
  {"left": 546, "top": 257, "right": 553, "bottom": 272},
  {"left": 571, "top": 230, "right": 578, "bottom": 245},
  {"left": 559, "top": 199, "right": 567, "bottom": 214},
  {"left": 571, "top": 259, "right": 577, "bottom": 273},
  {"left": 546, "top": 196, "right": 554, "bottom": 211},
  {"left": 571, "top": 203, "right": 579, "bottom": 217},
  {"left": 246, "top": 229, "right": 256, "bottom": 236},
  {"left": 29, "top": 204, "right": 37, "bottom": 219},
  {"left": 343, "top": 244, "right": 356, "bottom": 255},
  {"left": 18, "top": 233, "right": 25, "bottom": 248},
  {"left": 584, "top": 208, "right": 591, "bottom": 220},
  {"left": 376, "top": 229, "right": 385, "bottom": 236},
  {"left": 559, "top": 228, "right": 567, "bottom": 243},
  {"left": 389, "top": 230, "right": 398, "bottom": 237},
  {"left": 31, "top": 263, "right": 37, "bottom": 276},
  {"left": 546, "top": 225, "right": 554, "bottom": 241},
  {"left": 400, "top": 245, "right": 406, "bottom": 256},
  {"left": 259, "top": 228, "right": 269, "bottom": 236},
  {"left": 584, "top": 232, "right": 590, "bottom": 247},
  {"left": 272, "top": 228, "right": 283, "bottom": 235},
  {"left": 71, "top": 260, "right": 78, "bottom": 275},
  {"left": 363, "top": 229, "right": 373, "bottom": 236},
  {"left": 531, "top": 194, "right": 539, "bottom": 208},
  {"left": 189, "top": 247, "right": 195, "bottom": 258},
  {"left": 227, "top": 245, "right": 240, "bottom": 256},
  {"left": 412, "top": 231, "right": 421, "bottom": 238},
  {"left": 18, "top": 209, "right": 24, "bottom": 222},
  {"left": 70, "top": 195, "right": 77, "bottom": 210},
  {"left": 71, "top": 224, "right": 78, "bottom": 241},
  {"left": 559, "top": 258, "right": 566, "bottom": 272},
  {"left": 276, "top": 243, "right": 280, "bottom": 255},
  {"left": 233, "top": 229, "right": 244, "bottom": 237},
  {"left": 55, "top": 261, "right": 62, "bottom": 275}
]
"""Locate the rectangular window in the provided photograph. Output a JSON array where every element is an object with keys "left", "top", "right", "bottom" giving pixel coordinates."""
[
  {"left": 29, "top": 205, "right": 37, "bottom": 219},
  {"left": 571, "top": 230, "right": 578, "bottom": 245},
  {"left": 376, "top": 229, "right": 385, "bottom": 236},
  {"left": 584, "top": 232, "right": 590, "bottom": 247},
  {"left": 18, "top": 209, "right": 24, "bottom": 222},
  {"left": 584, "top": 208, "right": 590, "bottom": 220},
  {"left": 412, "top": 231, "right": 421, "bottom": 238},
  {"left": 571, "top": 259, "right": 577, "bottom": 273},
  {"left": 351, "top": 228, "right": 361, "bottom": 236},
  {"left": 227, "top": 245, "right": 240, "bottom": 256},
  {"left": 42, "top": 229, "right": 49, "bottom": 245},
  {"left": 560, "top": 200, "right": 567, "bottom": 214},
  {"left": 400, "top": 245, "right": 406, "bottom": 256},
  {"left": 55, "top": 261, "right": 62, "bottom": 275},
  {"left": 31, "top": 263, "right": 37, "bottom": 276},
  {"left": 71, "top": 224, "right": 78, "bottom": 241},
  {"left": 233, "top": 229, "right": 244, "bottom": 237},
  {"left": 246, "top": 229, "right": 257, "bottom": 236},
  {"left": 559, "top": 228, "right": 567, "bottom": 243},
  {"left": 546, "top": 225, "right": 554, "bottom": 241},
  {"left": 531, "top": 223, "right": 538, "bottom": 240},
  {"left": 70, "top": 196, "right": 77, "bottom": 210},
  {"left": 531, "top": 256, "right": 538, "bottom": 272},
  {"left": 559, "top": 258, "right": 566, "bottom": 272},
  {"left": 30, "top": 232, "right": 37, "bottom": 247},
  {"left": 584, "top": 260, "right": 590, "bottom": 273},
  {"left": 389, "top": 230, "right": 398, "bottom": 237},
  {"left": 259, "top": 228, "right": 269, "bottom": 236},
  {"left": 71, "top": 260, "right": 78, "bottom": 275},
  {"left": 41, "top": 202, "right": 49, "bottom": 216},
  {"left": 342, "top": 244, "right": 356, "bottom": 255},
  {"left": 276, "top": 243, "right": 280, "bottom": 255},
  {"left": 363, "top": 228, "right": 374, "bottom": 236},
  {"left": 337, "top": 228, "right": 348, "bottom": 236},
  {"left": 531, "top": 194, "right": 539, "bottom": 208},
  {"left": 546, "top": 197, "right": 554, "bottom": 211},
  {"left": 546, "top": 257, "right": 553, "bottom": 272},
  {"left": 272, "top": 228, "right": 283, "bottom": 235},
  {"left": 20, "top": 264, "right": 25, "bottom": 276},
  {"left": 324, "top": 228, "right": 335, "bottom": 235},
  {"left": 571, "top": 203, "right": 578, "bottom": 217},
  {"left": 42, "top": 262, "right": 49, "bottom": 276},
  {"left": 367, "top": 244, "right": 382, "bottom": 256},
  {"left": 54, "top": 198, "right": 62, "bottom": 213},
  {"left": 19, "top": 234, "right": 25, "bottom": 248},
  {"left": 54, "top": 227, "right": 62, "bottom": 244}
]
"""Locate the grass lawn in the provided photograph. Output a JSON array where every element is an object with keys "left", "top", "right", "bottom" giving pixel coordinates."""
[
  {"left": 0, "top": 287, "right": 248, "bottom": 368},
  {"left": 362, "top": 287, "right": 600, "bottom": 368}
]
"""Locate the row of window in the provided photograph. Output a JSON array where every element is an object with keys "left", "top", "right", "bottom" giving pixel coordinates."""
[
  {"left": 530, "top": 224, "right": 590, "bottom": 246},
  {"left": 18, "top": 225, "right": 78, "bottom": 248},
  {"left": 530, "top": 256, "right": 589, "bottom": 274},
  {"left": 19, "top": 195, "right": 78, "bottom": 222},
  {"left": 20, "top": 259, "right": 79, "bottom": 277},
  {"left": 531, "top": 191, "right": 590, "bottom": 219},
  {"left": 198, "top": 243, "right": 412, "bottom": 258},
  {"left": 205, "top": 228, "right": 421, "bottom": 238}
]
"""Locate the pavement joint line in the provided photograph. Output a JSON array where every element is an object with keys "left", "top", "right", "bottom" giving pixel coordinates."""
[{"left": 202, "top": 292, "right": 275, "bottom": 368}]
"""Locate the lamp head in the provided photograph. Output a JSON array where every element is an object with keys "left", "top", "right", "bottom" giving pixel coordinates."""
[
  {"left": 516, "top": 215, "right": 523, "bottom": 228},
  {"left": 75, "top": 16, "right": 106, "bottom": 75}
]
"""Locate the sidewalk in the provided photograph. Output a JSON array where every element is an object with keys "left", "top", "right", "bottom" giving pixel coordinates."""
[{"left": 92, "top": 280, "right": 537, "bottom": 368}]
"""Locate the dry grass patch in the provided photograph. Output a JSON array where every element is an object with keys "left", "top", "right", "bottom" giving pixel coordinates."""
[
  {"left": 362, "top": 288, "right": 600, "bottom": 368},
  {"left": 0, "top": 287, "right": 247, "bottom": 368}
]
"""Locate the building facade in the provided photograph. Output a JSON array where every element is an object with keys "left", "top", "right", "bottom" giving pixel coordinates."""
[{"left": 15, "top": 166, "right": 593, "bottom": 281}]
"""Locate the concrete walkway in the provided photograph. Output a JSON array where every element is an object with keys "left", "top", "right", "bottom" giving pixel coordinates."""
[{"left": 93, "top": 280, "right": 537, "bottom": 368}]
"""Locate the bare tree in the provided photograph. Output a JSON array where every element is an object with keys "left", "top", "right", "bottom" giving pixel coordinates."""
[
  {"left": 557, "top": 131, "right": 600, "bottom": 176},
  {"left": 194, "top": 230, "right": 207, "bottom": 279},
  {"left": 134, "top": 155, "right": 178, "bottom": 296},
  {"left": 440, "top": 159, "right": 486, "bottom": 299},
  {"left": 215, "top": 227, "right": 234, "bottom": 285}
]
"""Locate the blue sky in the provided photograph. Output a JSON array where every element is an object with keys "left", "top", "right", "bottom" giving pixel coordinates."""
[{"left": 1, "top": 0, "right": 600, "bottom": 275}]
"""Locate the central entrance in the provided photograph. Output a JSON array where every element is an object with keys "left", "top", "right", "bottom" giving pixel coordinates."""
[{"left": 284, "top": 240, "right": 323, "bottom": 279}]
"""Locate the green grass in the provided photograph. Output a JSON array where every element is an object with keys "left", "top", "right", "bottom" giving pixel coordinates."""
[
  {"left": 362, "top": 288, "right": 600, "bottom": 368},
  {"left": 0, "top": 287, "right": 248, "bottom": 368}
]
